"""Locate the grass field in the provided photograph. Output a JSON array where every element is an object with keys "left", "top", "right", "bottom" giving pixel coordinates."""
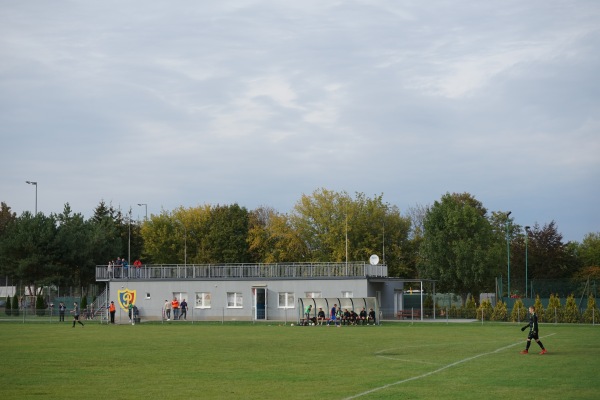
[{"left": 1, "top": 320, "right": 598, "bottom": 399}]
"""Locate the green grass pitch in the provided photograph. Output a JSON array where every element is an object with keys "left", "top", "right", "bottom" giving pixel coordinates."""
[{"left": 1, "top": 321, "right": 598, "bottom": 399}]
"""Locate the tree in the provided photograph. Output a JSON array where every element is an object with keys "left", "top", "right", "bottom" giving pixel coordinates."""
[
  {"left": 247, "top": 207, "right": 307, "bottom": 263},
  {"left": 582, "top": 295, "right": 599, "bottom": 324},
  {"left": 12, "top": 294, "right": 19, "bottom": 317},
  {"left": 563, "top": 294, "right": 581, "bottom": 323},
  {"left": 419, "top": 192, "right": 500, "bottom": 299},
  {"left": 5, "top": 296, "right": 11, "bottom": 316},
  {"left": 204, "top": 204, "right": 251, "bottom": 263},
  {"left": 289, "top": 188, "right": 412, "bottom": 274},
  {"left": 140, "top": 210, "right": 183, "bottom": 264},
  {"left": 0, "top": 212, "right": 58, "bottom": 298},
  {"left": 526, "top": 222, "right": 576, "bottom": 279},
  {"left": 545, "top": 294, "right": 562, "bottom": 323},
  {"left": 0, "top": 202, "right": 17, "bottom": 238},
  {"left": 88, "top": 205, "right": 123, "bottom": 268},
  {"left": 290, "top": 188, "right": 350, "bottom": 262},
  {"left": 55, "top": 204, "right": 94, "bottom": 289},
  {"left": 477, "top": 299, "right": 493, "bottom": 320},
  {"left": 510, "top": 298, "right": 527, "bottom": 323},
  {"left": 533, "top": 295, "right": 545, "bottom": 323},
  {"left": 578, "top": 232, "right": 600, "bottom": 268},
  {"left": 36, "top": 294, "right": 45, "bottom": 316},
  {"left": 491, "top": 300, "right": 508, "bottom": 321}
]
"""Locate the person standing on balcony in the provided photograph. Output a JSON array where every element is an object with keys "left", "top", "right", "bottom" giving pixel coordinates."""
[
  {"left": 107, "top": 260, "right": 114, "bottom": 278},
  {"left": 133, "top": 258, "right": 142, "bottom": 278},
  {"left": 122, "top": 258, "right": 129, "bottom": 279},
  {"left": 115, "top": 257, "right": 122, "bottom": 278}
]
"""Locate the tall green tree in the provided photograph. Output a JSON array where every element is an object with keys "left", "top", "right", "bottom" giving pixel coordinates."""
[
  {"left": 290, "top": 188, "right": 349, "bottom": 262},
  {"left": 419, "top": 192, "right": 500, "bottom": 299},
  {"left": 288, "top": 188, "right": 412, "bottom": 273},
  {"left": 0, "top": 212, "right": 58, "bottom": 298},
  {"left": 89, "top": 201, "right": 123, "bottom": 266},
  {"left": 140, "top": 210, "right": 183, "bottom": 264},
  {"left": 525, "top": 222, "right": 576, "bottom": 279},
  {"left": 247, "top": 206, "right": 307, "bottom": 263},
  {"left": 54, "top": 204, "right": 96, "bottom": 289},
  {"left": 578, "top": 232, "right": 600, "bottom": 268},
  {"left": 204, "top": 204, "right": 250, "bottom": 263}
]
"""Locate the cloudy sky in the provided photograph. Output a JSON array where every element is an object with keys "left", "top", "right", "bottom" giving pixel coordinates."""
[{"left": 1, "top": 0, "right": 598, "bottom": 242}]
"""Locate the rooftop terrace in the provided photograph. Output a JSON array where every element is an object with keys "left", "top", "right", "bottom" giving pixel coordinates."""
[{"left": 96, "top": 262, "right": 388, "bottom": 281}]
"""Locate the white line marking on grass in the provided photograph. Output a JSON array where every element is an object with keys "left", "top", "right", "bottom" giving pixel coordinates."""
[
  {"left": 375, "top": 355, "right": 441, "bottom": 365},
  {"left": 374, "top": 348, "right": 441, "bottom": 365},
  {"left": 345, "top": 333, "right": 556, "bottom": 399}
]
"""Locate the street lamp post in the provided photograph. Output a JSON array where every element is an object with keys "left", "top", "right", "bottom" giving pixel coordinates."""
[
  {"left": 137, "top": 203, "right": 147, "bottom": 220},
  {"left": 505, "top": 211, "right": 512, "bottom": 299},
  {"left": 525, "top": 226, "right": 530, "bottom": 298},
  {"left": 26, "top": 181, "right": 38, "bottom": 215}
]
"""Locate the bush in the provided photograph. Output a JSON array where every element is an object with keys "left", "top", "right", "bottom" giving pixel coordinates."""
[
  {"left": 533, "top": 295, "right": 545, "bottom": 322},
  {"left": 35, "top": 295, "right": 45, "bottom": 317},
  {"left": 12, "top": 294, "right": 19, "bottom": 317},
  {"left": 464, "top": 294, "right": 477, "bottom": 319},
  {"left": 5, "top": 296, "right": 11, "bottom": 316},
  {"left": 448, "top": 305, "right": 459, "bottom": 318},
  {"left": 510, "top": 298, "right": 527, "bottom": 323},
  {"left": 544, "top": 294, "right": 562, "bottom": 323},
  {"left": 491, "top": 300, "right": 508, "bottom": 321},
  {"left": 563, "top": 294, "right": 581, "bottom": 323},
  {"left": 582, "top": 295, "right": 600, "bottom": 324},
  {"left": 477, "top": 299, "right": 493, "bottom": 320}
]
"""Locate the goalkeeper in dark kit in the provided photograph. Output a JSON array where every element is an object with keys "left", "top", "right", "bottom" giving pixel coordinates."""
[{"left": 520, "top": 306, "right": 547, "bottom": 355}]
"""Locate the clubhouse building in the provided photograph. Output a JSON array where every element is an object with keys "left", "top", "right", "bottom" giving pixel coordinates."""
[{"left": 95, "top": 262, "right": 434, "bottom": 323}]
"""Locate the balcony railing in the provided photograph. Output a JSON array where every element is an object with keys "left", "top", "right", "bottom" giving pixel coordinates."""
[{"left": 96, "top": 262, "right": 388, "bottom": 281}]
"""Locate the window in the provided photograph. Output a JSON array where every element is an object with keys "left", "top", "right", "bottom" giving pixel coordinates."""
[
  {"left": 278, "top": 292, "right": 295, "bottom": 308},
  {"left": 195, "top": 292, "right": 211, "bottom": 308},
  {"left": 342, "top": 291, "right": 353, "bottom": 298},
  {"left": 305, "top": 292, "right": 321, "bottom": 298},
  {"left": 173, "top": 292, "right": 187, "bottom": 302},
  {"left": 227, "top": 292, "right": 243, "bottom": 308},
  {"left": 145, "top": 292, "right": 151, "bottom": 299}
]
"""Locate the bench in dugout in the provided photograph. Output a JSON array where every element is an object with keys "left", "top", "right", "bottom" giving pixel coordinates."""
[{"left": 397, "top": 309, "right": 421, "bottom": 320}]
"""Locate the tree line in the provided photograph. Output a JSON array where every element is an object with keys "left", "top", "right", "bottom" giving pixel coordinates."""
[{"left": 1, "top": 189, "right": 599, "bottom": 299}]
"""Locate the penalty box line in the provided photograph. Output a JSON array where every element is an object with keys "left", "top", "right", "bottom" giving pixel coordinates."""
[{"left": 345, "top": 333, "right": 557, "bottom": 400}]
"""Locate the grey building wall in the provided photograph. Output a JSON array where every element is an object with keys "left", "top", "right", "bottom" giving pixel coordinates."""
[{"left": 107, "top": 278, "right": 405, "bottom": 323}]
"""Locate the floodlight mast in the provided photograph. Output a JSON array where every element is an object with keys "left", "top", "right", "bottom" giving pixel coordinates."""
[
  {"left": 505, "top": 211, "right": 512, "bottom": 299},
  {"left": 26, "top": 181, "right": 38, "bottom": 215},
  {"left": 525, "top": 226, "right": 531, "bottom": 298}
]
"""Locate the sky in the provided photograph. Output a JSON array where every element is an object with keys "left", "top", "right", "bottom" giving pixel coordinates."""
[{"left": 1, "top": 0, "right": 599, "bottom": 243}]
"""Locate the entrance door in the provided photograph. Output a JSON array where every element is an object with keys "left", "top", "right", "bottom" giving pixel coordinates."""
[
  {"left": 254, "top": 287, "right": 267, "bottom": 320},
  {"left": 394, "top": 291, "right": 403, "bottom": 315}
]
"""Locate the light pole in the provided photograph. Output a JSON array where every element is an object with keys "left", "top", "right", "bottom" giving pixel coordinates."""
[
  {"left": 505, "top": 211, "right": 512, "bottom": 299},
  {"left": 525, "top": 226, "right": 530, "bottom": 298},
  {"left": 127, "top": 207, "right": 132, "bottom": 272},
  {"left": 26, "top": 181, "right": 37, "bottom": 215},
  {"left": 137, "top": 203, "right": 147, "bottom": 220}
]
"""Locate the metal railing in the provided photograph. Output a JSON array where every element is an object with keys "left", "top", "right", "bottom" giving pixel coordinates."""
[{"left": 96, "top": 262, "right": 388, "bottom": 281}]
